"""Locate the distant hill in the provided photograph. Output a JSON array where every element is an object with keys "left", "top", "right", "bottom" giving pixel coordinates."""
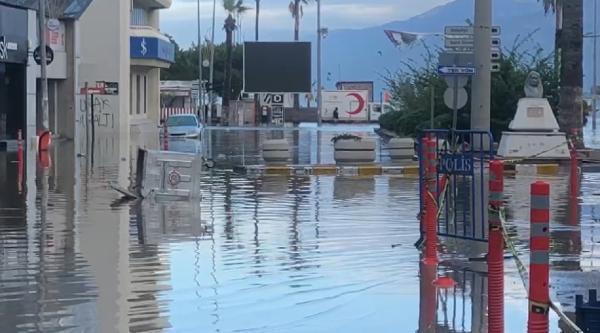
[{"left": 317, "top": 0, "right": 596, "bottom": 100}]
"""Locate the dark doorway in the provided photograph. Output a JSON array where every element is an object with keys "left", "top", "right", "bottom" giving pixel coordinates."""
[{"left": 0, "top": 63, "right": 26, "bottom": 140}]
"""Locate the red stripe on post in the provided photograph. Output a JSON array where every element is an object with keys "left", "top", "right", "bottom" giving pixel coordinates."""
[
  {"left": 528, "top": 181, "right": 550, "bottom": 333},
  {"left": 488, "top": 160, "right": 505, "bottom": 333}
]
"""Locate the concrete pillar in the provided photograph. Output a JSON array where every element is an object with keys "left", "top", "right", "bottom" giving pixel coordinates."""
[
  {"left": 147, "top": 68, "right": 161, "bottom": 124},
  {"left": 56, "top": 20, "right": 78, "bottom": 139},
  {"left": 470, "top": 0, "right": 492, "bottom": 132}
]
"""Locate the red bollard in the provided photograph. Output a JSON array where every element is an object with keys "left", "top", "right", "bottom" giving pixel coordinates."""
[
  {"left": 488, "top": 160, "right": 505, "bottom": 333},
  {"left": 527, "top": 181, "right": 550, "bottom": 333},
  {"left": 423, "top": 138, "right": 438, "bottom": 265},
  {"left": 569, "top": 145, "right": 579, "bottom": 197}
]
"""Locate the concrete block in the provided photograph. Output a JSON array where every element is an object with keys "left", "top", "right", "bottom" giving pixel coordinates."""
[
  {"left": 334, "top": 138, "right": 376, "bottom": 164},
  {"left": 386, "top": 138, "right": 415, "bottom": 160},
  {"left": 263, "top": 139, "right": 291, "bottom": 164}
]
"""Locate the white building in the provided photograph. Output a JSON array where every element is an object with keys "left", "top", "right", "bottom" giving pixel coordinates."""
[{"left": 78, "top": 0, "right": 174, "bottom": 135}]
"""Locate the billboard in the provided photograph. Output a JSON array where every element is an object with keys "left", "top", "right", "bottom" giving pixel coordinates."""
[
  {"left": 322, "top": 90, "right": 369, "bottom": 122},
  {"left": 244, "top": 42, "right": 311, "bottom": 93},
  {"left": 336, "top": 81, "right": 374, "bottom": 102}
]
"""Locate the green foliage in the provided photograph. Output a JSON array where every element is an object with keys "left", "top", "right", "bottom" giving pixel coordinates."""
[
  {"left": 380, "top": 42, "right": 560, "bottom": 141},
  {"left": 161, "top": 35, "right": 244, "bottom": 99},
  {"left": 223, "top": 0, "right": 251, "bottom": 14},
  {"left": 331, "top": 133, "right": 362, "bottom": 143}
]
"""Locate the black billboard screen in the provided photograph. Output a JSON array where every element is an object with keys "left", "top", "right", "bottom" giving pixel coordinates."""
[{"left": 244, "top": 42, "right": 311, "bottom": 93}]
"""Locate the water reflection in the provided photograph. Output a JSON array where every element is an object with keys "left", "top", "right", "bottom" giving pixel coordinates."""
[{"left": 0, "top": 126, "right": 599, "bottom": 332}]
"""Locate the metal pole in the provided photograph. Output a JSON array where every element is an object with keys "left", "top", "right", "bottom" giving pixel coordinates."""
[
  {"left": 198, "top": 0, "right": 204, "bottom": 125},
  {"left": 593, "top": 0, "right": 598, "bottom": 130},
  {"left": 317, "top": 0, "right": 322, "bottom": 126},
  {"left": 209, "top": 0, "right": 216, "bottom": 126},
  {"left": 470, "top": 0, "right": 492, "bottom": 133},
  {"left": 39, "top": 0, "right": 49, "bottom": 131},
  {"left": 430, "top": 85, "right": 435, "bottom": 129}
]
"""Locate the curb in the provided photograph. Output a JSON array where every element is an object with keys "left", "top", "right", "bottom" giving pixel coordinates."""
[
  {"left": 235, "top": 164, "right": 420, "bottom": 177},
  {"left": 234, "top": 163, "right": 564, "bottom": 177}
]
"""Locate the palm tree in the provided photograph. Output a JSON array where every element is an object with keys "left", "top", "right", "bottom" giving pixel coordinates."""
[
  {"left": 539, "top": 0, "right": 583, "bottom": 146},
  {"left": 289, "top": 0, "right": 312, "bottom": 110},
  {"left": 222, "top": 0, "right": 249, "bottom": 124}
]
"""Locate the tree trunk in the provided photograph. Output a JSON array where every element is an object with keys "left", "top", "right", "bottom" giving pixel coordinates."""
[
  {"left": 223, "top": 14, "right": 236, "bottom": 125},
  {"left": 255, "top": 0, "right": 260, "bottom": 41},
  {"left": 293, "top": 0, "right": 300, "bottom": 111},
  {"left": 558, "top": 0, "right": 584, "bottom": 147}
]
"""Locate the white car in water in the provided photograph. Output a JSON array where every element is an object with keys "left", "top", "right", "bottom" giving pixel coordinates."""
[{"left": 162, "top": 114, "right": 202, "bottom": 138}]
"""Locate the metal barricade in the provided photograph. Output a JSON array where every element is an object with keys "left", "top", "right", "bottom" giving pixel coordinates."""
[{"left": 418, "top": 129, "right": 494, "bottom": 242}]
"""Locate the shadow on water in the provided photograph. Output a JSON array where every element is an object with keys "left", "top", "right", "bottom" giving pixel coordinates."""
[{"left": 0, "top": 125, "right": 598, "bottom": 331}]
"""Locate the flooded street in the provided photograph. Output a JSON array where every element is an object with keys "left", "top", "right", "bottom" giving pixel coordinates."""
[{"left": 0, "top": 125, "right": 599, "bottom": 332}]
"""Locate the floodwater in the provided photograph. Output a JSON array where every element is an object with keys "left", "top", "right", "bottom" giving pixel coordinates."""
[{"left": 0, "top": 124, "right": 598, "bottom": 332}]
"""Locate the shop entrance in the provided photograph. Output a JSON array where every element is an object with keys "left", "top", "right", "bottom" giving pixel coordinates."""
[{"left": 0, "top": 63, "right": 26, "bottom": 140}]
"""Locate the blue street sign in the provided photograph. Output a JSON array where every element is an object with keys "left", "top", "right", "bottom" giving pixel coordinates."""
[{"left": 438, "top": 65, "right": 476, "bottom": 76}]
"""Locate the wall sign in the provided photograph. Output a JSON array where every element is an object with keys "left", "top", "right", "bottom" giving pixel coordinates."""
[
  {"left": 0, "top": 4, "right": 28, "bottom": 64},
  {"left": 130, "top": 37, "right": 175, "bottom": 63}
]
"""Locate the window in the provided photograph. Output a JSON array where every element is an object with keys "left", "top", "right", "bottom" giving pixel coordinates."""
[
  {"left": 144, "top": 76, "right": 147, "bottom": 114},
  {"left": 136, "top": 75, "right": 141, "bottom": 115},
  {"left": 130, "top": 74, "right": 133, "bottom": 115},
  {"left": 131, "top": 7, "right": 148, "bottom": 26}
]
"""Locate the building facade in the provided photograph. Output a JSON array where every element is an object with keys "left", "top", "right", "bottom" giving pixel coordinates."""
[{"left": 78, "top": 0, "right": 174, "bottom": 137}]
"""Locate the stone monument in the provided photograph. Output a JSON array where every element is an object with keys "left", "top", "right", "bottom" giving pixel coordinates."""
[{"left": 497, "top": 71, "right": 570, "bottom": 160}]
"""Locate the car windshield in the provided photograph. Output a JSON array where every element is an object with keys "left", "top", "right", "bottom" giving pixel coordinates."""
[{"left": 166, "top": 116, "right": 197, "bottom": 127}]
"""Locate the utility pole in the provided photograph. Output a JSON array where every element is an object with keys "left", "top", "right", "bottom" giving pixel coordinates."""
[
  {"left": 39, "top": 0, "right": 49, "bottom": 131},
  {"left": 197, "top": 0, "right": 204, "bottom": 125},
  {"left": 593, "top": 0, "right": 598, "bottom": 130},
  {"left": 317, "top": 0, "right": 322, "bottom": 126},
  {"left": 470, "top": 0, "right": 492, "bottom": 133},
  {"left": 209, "top": 0, "right": 216, "bottom": 125}
]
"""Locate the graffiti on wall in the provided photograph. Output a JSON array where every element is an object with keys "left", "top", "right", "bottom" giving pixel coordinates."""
[{"left": 79, "top": 95, "right": 117, "bottom": 129}]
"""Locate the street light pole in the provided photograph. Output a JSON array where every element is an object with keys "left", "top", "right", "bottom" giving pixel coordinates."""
[
  {"left": 39, "top": 0, "right": 49, "bottom": 131},
  {"left": 593, "top": 0, "right": 598, "bottom": 130},
  {"left": 197, "top": 0, "right": 204, "bottom": 125},
  {"left": 209, "top": 0, "right": 216, "bottom": 125},
  {"left": 317, "top": 0, "right": 322, "bottom": 126}
]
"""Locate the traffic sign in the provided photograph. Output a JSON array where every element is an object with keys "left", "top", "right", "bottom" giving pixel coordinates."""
[
  {"left": 438, "top": 65, "right": 476, "bottom": 76},
  {"left": 444, "top": 37, "right": 502, "bottom": 49},
  {"left": 444, "top": 87, "right": 469, "bottom": 110},
  {"left": 33, "top": 45, "right": 54, "bottom": 65},
  {"left": 444, "top": 26, "right": 501, "bottom": 36},
  {"left": 444, "top": 76, "right": 468, "bottom": 88}
]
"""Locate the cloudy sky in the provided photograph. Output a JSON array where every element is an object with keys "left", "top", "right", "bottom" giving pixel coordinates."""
[{"left": 161, "top": 0, "right": 453, "bottom": 47}]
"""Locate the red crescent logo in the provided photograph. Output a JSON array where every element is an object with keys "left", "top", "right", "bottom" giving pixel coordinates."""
[{"left": 346, "top": 93, "right": 366, "bottom": 115}]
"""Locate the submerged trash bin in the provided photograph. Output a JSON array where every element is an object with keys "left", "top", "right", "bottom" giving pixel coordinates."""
[{"left": 135, "top": 149, "right": 203, "bottom": 200}]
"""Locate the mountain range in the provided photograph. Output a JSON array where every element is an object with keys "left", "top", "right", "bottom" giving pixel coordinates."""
[{"left": 317, "top": 0, "right": 596, "bottom": 100}]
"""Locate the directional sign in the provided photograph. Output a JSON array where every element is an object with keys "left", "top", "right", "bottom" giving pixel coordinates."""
[
  {"left": 445, "top": 26, "right": 502, "bottom": 36},
  {"left": 438, "top": 65, "right": 476, "bottom": 76},
  {"left": 445, "top": 37, "right": 502, "bottom": 49}
]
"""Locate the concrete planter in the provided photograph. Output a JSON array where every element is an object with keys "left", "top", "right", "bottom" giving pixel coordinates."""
[
  {"left": 386, "top": 138, "right": 415, "bottom": 160},
  {"left": 262, "top": 139, "right": 291, "bottom": 164},
  {"left": 334, "top": 138, "right": 376, "bottom": 164}
]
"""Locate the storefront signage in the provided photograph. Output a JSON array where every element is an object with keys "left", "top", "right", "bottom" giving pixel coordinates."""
[
  {"left": 0, "top": 4, "right": 28, "bottom": 64},
  {"left": 130, "top": 36, "right": 175, "bottom": 63}
]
